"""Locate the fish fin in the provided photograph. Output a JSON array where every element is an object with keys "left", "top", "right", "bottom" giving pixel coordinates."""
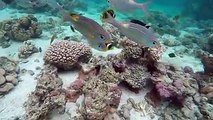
[
  {"left": 122, "top": 23, "right": 129, "bottom": 28},
  {"left": 137, "top": 0, "right": 152, "bottom": 16},
  {"left": 70, "top": 13, "right": 79, "bottom": 22},
  {"left": 130, "top": 19, "right": 150, "bottom": 28},
  {"left": 50, "top": 34, "right": 57, "bottom": 45},
  {"left": 70, "top": 25, "right": 75, "bottom": 32},
  {"left": 100, "top": 9, "right": 115, "bottom": 23},
  {"left": 88, "top": 33, "right": 95, "bottom": 40}
]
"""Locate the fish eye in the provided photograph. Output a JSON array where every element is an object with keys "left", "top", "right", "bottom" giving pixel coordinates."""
[
  {"left": 153, "top": 41, "right": 156, "bottom": 45},
  {"left": 99, "top": 34, "right": 105, "bottom": 39},
  {"left": 107, "top": 0, "right": 110, "bottom": 3},
  {"left": 106, "top": 43, "right": 113, "bottom": 49}
]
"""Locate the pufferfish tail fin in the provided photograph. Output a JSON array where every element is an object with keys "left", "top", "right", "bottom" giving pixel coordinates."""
[{"left": 100, "top": 9, "right": 116, "bottom": 23}]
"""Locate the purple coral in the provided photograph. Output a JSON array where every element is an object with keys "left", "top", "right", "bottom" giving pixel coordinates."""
[{"left": 44, "top": 41, "right": 92, "bottom": 70}]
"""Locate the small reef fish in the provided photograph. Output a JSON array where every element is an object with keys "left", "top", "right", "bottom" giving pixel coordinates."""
[
  {"left": 50, "top": 33, "right": 57, "bottom": 44},
  {"left": 61, "top": 12, "right": 114, "bottom": 51},
  {"left": 107, "top": 0, "right": 151, "bottom": 15},
  {"left": 101, "top": 10, "right": 160, "bottom": 48}
]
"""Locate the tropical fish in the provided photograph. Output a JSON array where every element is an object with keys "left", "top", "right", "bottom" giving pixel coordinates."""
[
  {"left": 107, "top": 0, "right": 151, "bottom": 15},
  {"left": 101, "top": 10, "right": 160, "bottom": 48},
  {"left": 61, "top": 12, "right": 113, "bottom": 51},
  {"left": 50, "top": 33, "right": 57, "bottom": 44}
]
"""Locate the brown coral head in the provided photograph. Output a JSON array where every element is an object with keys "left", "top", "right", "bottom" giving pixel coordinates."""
[{"left": 201, "top": 55, "right": 213, "bottom": 76}]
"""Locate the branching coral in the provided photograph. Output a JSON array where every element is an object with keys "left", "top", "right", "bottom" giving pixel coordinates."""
[
  {"left": 24, "top": 65, "right": 66, "bottom": 120},
  {"left": 18, "top": 40, "right": 39, "bottom": 58},
  {"left": 0, "top": 15, "right": 42, "bottom": 41},
  {"left": 44, "top": 40, "right": 92, "bottom": 70}
]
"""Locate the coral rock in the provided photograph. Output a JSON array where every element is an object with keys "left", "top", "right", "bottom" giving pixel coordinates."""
[
  {"left": 0, "top": 15, "right": 42, "bottom": 41},
  {"left": 201, "top": 55, "right": 213, "bottom": 75},
  {"left": 0, "top": 75, "right": 6, "bottom": 85},
  {"left": 25, "top": 65, "right": 66, "bottom": 120},
  {"left": 44, "top": 41, "right": 92, "bottom": 70},
  {"left": 18, "top": 40, "right": 39, "bottom": 58},
  {"left": 0, "top": 67, "right": 6, "bottom": 75},
  {"left": 0, "top": 83, "right": 14, "bottom": 94}
]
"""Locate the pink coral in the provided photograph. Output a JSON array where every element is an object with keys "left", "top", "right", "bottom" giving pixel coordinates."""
[{"left": 44, "top": 40, "right": 92, "bottom": 70}]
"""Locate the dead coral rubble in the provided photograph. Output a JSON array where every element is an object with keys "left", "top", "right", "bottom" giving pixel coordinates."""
[
  {"left": 25, "top": 65, "right": 66, "bottom": 120},
  {"left": 0, "top": 15, "right": 42, "bottom": 41},
  {"left": 18, "top": 40, "right": 39, "bottom": 58},
  {"left": 44, "top": 40, "right": 92, "bottom": 70},
  {"left": 0, "top": 57, "right": 18, "bottom": 96}
]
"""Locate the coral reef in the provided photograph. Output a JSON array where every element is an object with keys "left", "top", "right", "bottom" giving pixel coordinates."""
[
  {"left": 18, "top": 40, "right": 39, "bottom": 58},
  {"left": 201, "top": 55, "right": 213, "bottom": 75},
  {"left": 0, "top": 30, "right": 11, "bottom": 48},
  {"left": 24, "top": 65, "right": 66, "bottom": 120},
  {"left": 0, "top": 15, "right": 42, "bottom": 41},
  {"left": 145, "top": 11, "right": 180, "bottom": 36},
  {"left": 145, "top": 63, "right": 199, "bottom": 108},
  {"left": 0, "top": 57, "right": 18, "bottom": 96},
  {"left": 44, "top": 40, "right": 92, "bottom": 70}
]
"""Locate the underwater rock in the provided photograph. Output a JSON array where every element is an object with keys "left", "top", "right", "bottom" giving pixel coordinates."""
[
  {"left": 0, "top": 30, "right": 11, "bottom": 48},
  {"left": 25, "top": 65, "right": 66, "bottom": 120},
  {"left": 163, "top": 38, "right": 181, "bottom": 47},
  {"left": 183, "top": 66, "right": 194, "bottom": 74},
  {"left": 120, "top": 39, "right": 164, "bottom": 64},
  {"left": 0, "top": 83, "right": 14, "bottom": 94},
  {"left": 145, "top": 11, "right": 180, "bottom": 36},
  {"left": 0, "top": 74, "right": 6, "bottom": 85},
  {"left": 120, "top": 63, "right": 151, "bottom": 90},
  {"left": 82, "top": 77, "right": 122, "bottom": 120},
  {"left": 208, "top": 34, "right": 213, "bottom": 46},
  {"left": 0, "top": 15, "right": 42, "bottom": 41},
  {"left": 18, "top": 40, "right": 39, "bottom": 58},
  {"left": 201, "top": 55, "right": 213, "bottom": 75},
  {"left": 118, "top": 98, "right": 133, "bottom": 120},
  {"left": 145, "top": 63, "right": 199, "bottom": 108},
  {"left": 0, "top": 58, "right": 18, "bottom": 95},
  {"left": 198, "top": 97, "right": 213, "bottom": 120},
  {"left": 44, "top": 40, "right": 92, "bottom": 70}
]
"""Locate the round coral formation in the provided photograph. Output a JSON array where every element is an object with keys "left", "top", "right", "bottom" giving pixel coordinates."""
[
  {"left": 44, "top": 41, "right": 92, "bottom": 70},
  {"left": 0, "top": 15, "right": 42, "bottom": 41}
]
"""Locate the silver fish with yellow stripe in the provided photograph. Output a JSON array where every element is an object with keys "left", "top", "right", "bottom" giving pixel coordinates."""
[
  {"left": 101, "top": 9, "right": 160, "bottom": 48},
  {"left": 65, "top": 13, "right": 113, "bottom": 51}
]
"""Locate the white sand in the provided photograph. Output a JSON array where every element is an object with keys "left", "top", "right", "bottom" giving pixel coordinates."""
[{"left": 0, "top": 7, "right": 204, "bottom": 120}]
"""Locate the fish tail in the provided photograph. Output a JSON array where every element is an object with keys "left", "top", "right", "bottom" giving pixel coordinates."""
[
  {"left": 100, "top": 9, "right": 115, "bottom": 23},
  {"left": 56, "top": 3, "right": 71, "bottom": 22},
  {"left": 138, "top": 0, "right": 152, "bottom": 16}
]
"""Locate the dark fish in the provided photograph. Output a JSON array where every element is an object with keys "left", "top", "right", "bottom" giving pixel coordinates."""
[
  {"left": 168, "top": 53, "right": 176, "bottom": 58},
  {"left": 130, "top": 19, "right": 150, "bottom": 29},
  {"left": 38, "top": 47, "right": 42, "bottom": 52},
  {"left": 70, "top": 25, "right": 75, "bottom": 32},
  {"left": 64, "top": 36, "right": 70, "bottom": 40}
]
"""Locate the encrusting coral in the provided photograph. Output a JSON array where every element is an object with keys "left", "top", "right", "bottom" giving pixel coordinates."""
[
  {"left": 0, "top": 15, "right": 42, "bottom": 41},
  {"left": 18, "top": 40, "right": 39, "bottom": 58},
  {"left": 24, "top": 65, "right": 66, "bottom": 120},
  {"left": 44, "top": 40, "right": 92, "bottom": 70}
]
